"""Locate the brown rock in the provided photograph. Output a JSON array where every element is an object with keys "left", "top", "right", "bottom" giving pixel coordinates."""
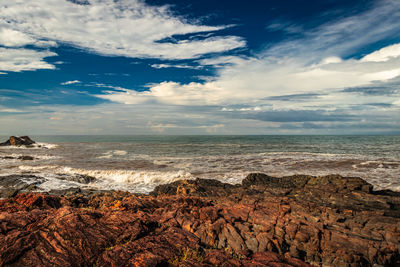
[
  {"left": 0, "top": 136, "right": 36, "bottom": 147},
  {"left": 0, "top": 174, "right": 399, "bottom": 266}
]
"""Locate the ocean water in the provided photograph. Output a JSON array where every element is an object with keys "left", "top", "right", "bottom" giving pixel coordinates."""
[{"left": 0, "top": 135, "right": 399, "bottom": 193}]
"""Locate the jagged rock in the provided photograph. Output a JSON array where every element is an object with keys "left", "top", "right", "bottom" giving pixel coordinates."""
[
  {"left": 0, "top": 136, "right": 36, "bottom": 147},
  {"left": 0, "top": 175, "right": 44, "bottom": 198},
  {"left": 152, "top": 178, "right": 239, "bottom": 197},
  {"left": 0, "top": 174, "right": 399, "bottom": 266},
  {"left": 56, "top": 173, "right": 96, "bottom": 184}
]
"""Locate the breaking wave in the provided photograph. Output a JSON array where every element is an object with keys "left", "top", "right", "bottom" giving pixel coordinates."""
[{"left": 17, "top": 165, "right": 194, "bottom": 193}]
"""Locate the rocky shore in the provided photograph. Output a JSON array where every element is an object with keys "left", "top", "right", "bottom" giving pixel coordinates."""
[{"left": 0, "top": 173, "right": 399, "bottom": 266}]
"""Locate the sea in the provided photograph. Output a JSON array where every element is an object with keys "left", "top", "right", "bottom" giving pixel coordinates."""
[{"left": 0, "top": 135, "right": 399, "bottom": 193}]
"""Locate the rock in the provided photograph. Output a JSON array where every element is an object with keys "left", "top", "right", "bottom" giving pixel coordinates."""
[
  {"left": 17, "top": 156, "right": 35, "bottom": 161},
  {"left": 242, "top": 173, "right": 310, "bottom": 188},
  {"left": 0, "top": 156, "right": 15, "bottom": 160},
  {"left": 56, "top": 174, "right": 96, "bottom": 184},
  {"left": 0, "top": 175, "right": 44, "bottom": 198},
  {"left": 0, "top": 174, "right": 399, "bottom": 266},
  {"left": 0, "top": 155, "right": 36, "bottom": 160},
  {"left": 152, "top": 178, "right": 239, "bottom": 197},
  {"left": 0, "top": 136, "right": 36, "bottom": 147}
]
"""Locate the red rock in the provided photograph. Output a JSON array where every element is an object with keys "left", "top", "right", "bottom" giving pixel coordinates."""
[{"left": 0, "top": 174, "right": 399, "bottom": 266}]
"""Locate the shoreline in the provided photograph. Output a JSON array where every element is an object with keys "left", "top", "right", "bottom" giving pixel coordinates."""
[
  {"left": 1, "top": 135, "right": 400, "bottom": 193},
  {"left": 0, "top": 173, "right": 399, "bottom": 266}
]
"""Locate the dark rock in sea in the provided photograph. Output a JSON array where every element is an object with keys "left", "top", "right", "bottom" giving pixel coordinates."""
[
  {"left": 0, "top": 136, "right": 36, "bottom": 147},
  {"left": 0, "top": 156, "right": 15, "bottom": 160},
  {"left": 0, "top": 175, "right": 44, "bottom": 198},
  {"left": 56, "top": 173, "right": 96, "bottom": 184},
  {"left": 0, "top": 155, "right": 36, "bottom": 160},
  {"left": 17, "top": 155, "right": 35, "bottom": 160},
  {"left": 0, "top": 174, "right": 399, "bottom": 266}
]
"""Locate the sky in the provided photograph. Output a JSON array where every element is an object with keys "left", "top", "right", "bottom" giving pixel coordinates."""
[{"left": 0, "top": 0, "right": 399, "bottom": 135}]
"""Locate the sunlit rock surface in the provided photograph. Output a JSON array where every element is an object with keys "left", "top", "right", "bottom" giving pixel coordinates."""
[{"left": 0, "top": 174, "right": 399, "bottom": 266}]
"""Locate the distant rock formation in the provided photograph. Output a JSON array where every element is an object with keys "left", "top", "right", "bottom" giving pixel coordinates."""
[
  {"left": 0, "top": 174, "right": 399, "bottom": 266},
  {"left": 0, "top": 136, "right": 36, "bottom": 147}
]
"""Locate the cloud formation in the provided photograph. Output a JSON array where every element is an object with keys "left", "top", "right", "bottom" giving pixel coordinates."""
[
  {"left": 0, "top": 48, "right": 56, "bottom": 72},
  {"left": 0, "top": 0, "right": 244, "bottom": 62},
  {"left": 1, "top": 0, "right": 399, "bottom": 134},
  {"left": 61, "top": 80, "right": 81, "bottom": 85},
  {"left": 97, "top": 44, "right": 400, "bottom": 107},
  {"left": 90, "top": 0, "right": 400, "bottom": 134}
]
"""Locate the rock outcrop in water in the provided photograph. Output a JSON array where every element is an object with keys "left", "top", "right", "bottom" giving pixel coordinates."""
[
  {"left": 0, "top": 174, "right": 97, "bottom": 199},
  {"left": 0, "top": 136, "right": 36, "bottom": 147},
  {"left": 0, "top": 174, "right": 399, "bottom": 266}
]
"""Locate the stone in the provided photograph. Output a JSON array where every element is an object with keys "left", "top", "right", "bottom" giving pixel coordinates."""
[
  {"left": 17, "top": 156, "right": 35, "bottom": 161},
  {"left": 0, "top": 136, "right": 36, "bottom": 147},
  {"left": 0, "top": 174, "right": 399, "bottom": 266},
  {"left": 56, "top": 174, "right": 96, "bottom": 184},
  {"left": 0, "top": 175, "right": 44, "bottom": 199}
]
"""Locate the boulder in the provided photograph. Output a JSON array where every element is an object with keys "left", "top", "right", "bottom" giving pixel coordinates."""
[
  {"left": 0, "top": 136, "right": 36, "bottom": 147},
  {"left": 0, "top": 175, "right": 44, "bottom": 198},
  {"left": 56, "top": 174, "right": 96, "bottom": 184}
]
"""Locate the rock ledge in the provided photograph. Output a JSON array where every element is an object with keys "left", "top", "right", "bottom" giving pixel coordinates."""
[{"left": 0, "top": 173, "right": 399, "bottom": 266}]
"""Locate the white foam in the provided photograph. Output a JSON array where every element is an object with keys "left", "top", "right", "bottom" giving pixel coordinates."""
[
  {"left": 97, "top": 150, "right": 128, "bottom": 159},
  {"left": 37, "top": 143, "right": 59, "bottom": 149},
  {"left": 0, "top": 142, "right": 58, "bottom": 150},
  {"left": 0, "top": 153, "right": 59, "bottom": 160},
  {"left": 61, "top": 166, "right": 192, "bottom": 185},
  {"left": 15, "top": 164, "right": 195, "bottom": 193},
  {"left": 3, "top": 147, "right": 400, "bottom": 193}
]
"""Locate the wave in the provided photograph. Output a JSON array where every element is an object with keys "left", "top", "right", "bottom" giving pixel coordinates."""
[
  {"left": 97, "top": 150, "right": 128, "bottom": 159},
  {"left": 61, "top": 166, "right": 193, "bottom": 184},
  {"left": 0, "top": 142, "right": 58, "bottom": 150},
  {"left": 16, "top": 165, "right": 194, "bottom": 193},
  {"left": 37, "top": 143, "right": 59, "bottom": 149},
  {"left": 0, "top": 153, "right": 60, "bottom": 160}
]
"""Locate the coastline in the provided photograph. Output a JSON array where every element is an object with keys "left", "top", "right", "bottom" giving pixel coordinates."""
[{"left": 0, "top": 173, "right": 399, "bottom": 266}]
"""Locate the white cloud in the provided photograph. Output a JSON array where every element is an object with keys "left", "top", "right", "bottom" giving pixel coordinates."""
[
  {"left": 0, "top": 29, "right": 36, "bottom": 47},
  {"left": 197, "top": 55, "right": 249, "bottom": 67},
  {"left": 320, "top": 56, "right": 342, "bottom": 65},
  {"left": 96, "top": 1, "right": 400, "bottom": 109},
  {"left": 95, "top": 81, "right": 228, "bottom": 105},
  {"left": 0, "top": 107, "right": 24, "bottom": 113},
  {"left": 61, "top": 80, "right": 81, "bottom": 85},
  {"left": 0, "top": 0, "right": 399, "bottom": 134},
  {"left": 150, "top": 63, "right": 202, "bottom": 70},
  {"left": 0, "top": 0, "right": 245, "bottom": 60},
  {"left": 0, "top": 28, "right": 56, "bottom": 48},
  {"left": 0, "top": 47, "right": 57, "bottom": 72},
  {"left": 97, "top": 48, "right": 400, "bottom": 107},
  {"left": 263, "top": 0, "right": 400, "bottom": 60},
  {"left": 361, "top": 43, "right": 400, "bottom": 62}
]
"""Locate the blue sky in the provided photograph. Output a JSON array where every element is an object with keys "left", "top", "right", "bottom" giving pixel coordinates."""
[{"left": 0, "top": 0, "right": 399, "bottom": 134}]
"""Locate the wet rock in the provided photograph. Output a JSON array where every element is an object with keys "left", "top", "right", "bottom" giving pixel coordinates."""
[
  {"left": 0, "top": 136, "right": 36, "bottom": 147},
  {"left": 0, "top": 155, "right": 36, "bottom": 161},
  {"left": 152, "top": 178, "right": 239, "bottom": 197},
  {"left": 0, "top": 174, "right": 399, "bottom": 266},
  {"left": 56, "top": 173, "right": 96, "bottom": 184},
  {"left": 17, "top": 156, "right": 35, "bottom": 161},
  {"left": 0, "top": 156, "right": 15, "bottom": 160},
  {"left": 242, "top": 173, "right": 311, "bottom": 188},
  {"left": 0, "top": 175, "right": 44, "bottom": 198}
]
